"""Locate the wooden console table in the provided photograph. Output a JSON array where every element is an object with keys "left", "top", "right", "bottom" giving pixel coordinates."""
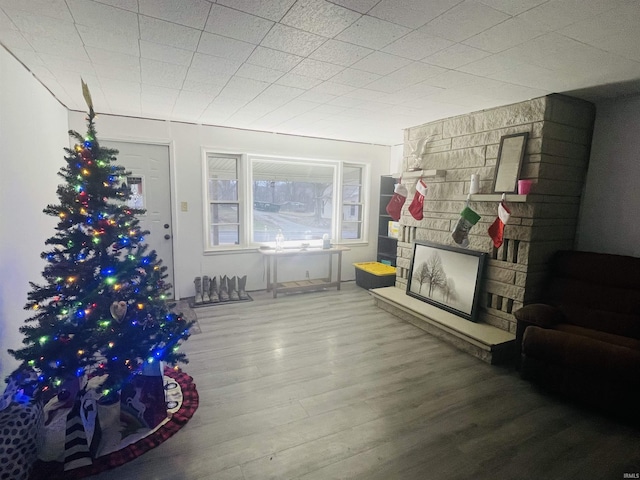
[{"left": 260, "top": 246, "right": 350, "bottom": 298}]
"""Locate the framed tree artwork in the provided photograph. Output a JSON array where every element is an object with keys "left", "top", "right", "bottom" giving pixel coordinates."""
[{"left": 406, "top": 241, "right": 487, "bottom": 322}]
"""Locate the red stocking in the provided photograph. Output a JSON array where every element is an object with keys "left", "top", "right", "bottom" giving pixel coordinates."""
[
  {"left": 488, "top": 200, "right": 510, "bottom": 248},
  {"left": 408, "top": 179, "right": 428, "bottom": 220},
  {"left": 385, "top": 183, "right": 407, "bottom": 221}
]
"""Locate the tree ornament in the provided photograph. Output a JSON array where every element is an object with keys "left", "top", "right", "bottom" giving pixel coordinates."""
[{"left": 109, "top": 301, "right": 127, "bottom": 322}]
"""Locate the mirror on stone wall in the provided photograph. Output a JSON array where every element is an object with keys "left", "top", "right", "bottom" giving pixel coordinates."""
[{"left": 493, "top": 132, "right": 529, "bottom": 193}]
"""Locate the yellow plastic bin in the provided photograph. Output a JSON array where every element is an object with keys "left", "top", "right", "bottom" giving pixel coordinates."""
[{"left": 353, "top": 262, "right": 397, "bottom": 289}]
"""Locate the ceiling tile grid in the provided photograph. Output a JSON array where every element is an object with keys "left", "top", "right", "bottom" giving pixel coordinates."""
[{"left": 1, "top": 0, "right": 640, "bottom": 145}]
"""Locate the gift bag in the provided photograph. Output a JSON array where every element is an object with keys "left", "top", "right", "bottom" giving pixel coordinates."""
[{"left": 121, "top": 361, "right": 167, "bottom": 430}]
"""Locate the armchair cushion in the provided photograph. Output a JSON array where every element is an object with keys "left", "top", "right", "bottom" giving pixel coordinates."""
[
  {"left": 514, "top": 303, "right": 564, "bottom": 328},
  {"left": 515, "top": 250, "right": 640, "bottom": 419},
  {"left": 523, "top": 326, "right": 640, "bottom": 379}
]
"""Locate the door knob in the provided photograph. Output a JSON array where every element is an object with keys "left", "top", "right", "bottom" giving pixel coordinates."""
[{"left": 164, "top": 234, "right": 170, "bottom": 240}]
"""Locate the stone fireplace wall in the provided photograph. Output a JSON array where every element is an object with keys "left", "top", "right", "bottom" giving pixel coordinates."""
[{"left": 395, "top": 94, "right": 595, "bottom": 334}]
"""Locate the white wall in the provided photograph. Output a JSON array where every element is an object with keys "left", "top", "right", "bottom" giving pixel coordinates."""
[
  {"left": 68, "top": 112, "right": 391, "bottom": 299},
  {"left": 0, "top": 48, "right": 68, "bottom": 380},
  {"left": 576, "top": 94, "right": 640, "bottom": 258}
]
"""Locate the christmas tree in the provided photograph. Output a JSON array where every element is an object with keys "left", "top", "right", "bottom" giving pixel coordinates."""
[{"left": 8, "top": 83, "right": 194, "bottom": 399}]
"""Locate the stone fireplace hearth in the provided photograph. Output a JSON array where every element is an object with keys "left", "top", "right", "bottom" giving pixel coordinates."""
[{"left": 373, "top": 94, "right": 595, "bottom": 364}]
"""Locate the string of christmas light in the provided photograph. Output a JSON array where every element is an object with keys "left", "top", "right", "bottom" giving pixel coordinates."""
[{"left": 10, "top": 105, "right": 195, "bottom": 397}]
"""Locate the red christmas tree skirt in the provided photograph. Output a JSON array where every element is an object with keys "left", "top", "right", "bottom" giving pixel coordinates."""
[{"left": 30, "top": 367, "right": 198, "bottom": 480}]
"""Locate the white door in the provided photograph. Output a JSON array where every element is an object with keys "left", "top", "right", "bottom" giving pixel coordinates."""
[{"left": 104, "top": 141, "right": 175, "bottom": 298}]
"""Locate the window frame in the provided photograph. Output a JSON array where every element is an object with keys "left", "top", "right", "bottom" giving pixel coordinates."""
[
  {"left": 202, "top": 151, "right": 245, "bottom": 251},
  {"left": 202, "top": 150, "right": 369, "bottom": 252},
  {"left": 340, "top": 163, "right": 368, "bottom": 243}
]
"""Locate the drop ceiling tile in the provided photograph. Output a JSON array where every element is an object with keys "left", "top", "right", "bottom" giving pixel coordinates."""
[
  {"left": 21, "top": 32, "right": 85, "bottom": 57},
  {"left": 235, "top": 63, "right": 284, "bottom": 83},
  {"left": 86, "top": 47, "right": 139, "bottom": 68},
  {"left": 351, "top": 51, "right": 412, "bottom": 75},
  {"left": 260, "top": 84, "right": 306, "bottom": 101},
  {"left": 281, "top": 0, "right": 361, "bottom": 37},
  {"left": 518, "top": 0, "right": 627, "bottom": 32},
  {"left": 323, "top": 0, "right": 377, "bottom": 13},
  {"left": 138, "top": 0, "right": 211, "bottom": 29},
  {"left": 67, "top": 0, "right": 138, "bottom": 35},
  {"left": 377, "top": 84, "right": 442, "bottom": 104},
  {"left": 310, "top": 81, "right": 355, "bottom": 96},
  {"left": 477, "top": 0, "right": 546, "bottom": 15},
  {"left": 368, "top": 0, "right": 462, "bottom": 29},
  {"left": 500, "top": 32, "right": 630, "bottom": 76},
  {"left": 40, "top": 54, "right": 94, "bottom": 74},
  {"left": 420, "top": 89, "right": 494, "bottom": 108},
  {"left": 103, "top": 91, "right": 140, "bottom": 107},
  {"left": 422, "top": 70, "right": 479, "bottom": 89},
  {"left": 463, "top": 16, "right": 548, "bottom": 53},
  {"left": 197, "top": 32, "right": 255, "bottom": 62},
  {"left": 216, "top": 0, "right": 297, "bottom": 22},
  {"left": 6, "top": 48, "right": 43, "bottom": 67},
  {"left": 423, "top": 43, "right": 491, "bottom": 69},
  {"left": 218, "top": 76, "right": 270, "bottom": 100},
  {"left": 246, "top": 46, "right": 303, "bottom": 72},
  {"left": 188, "top": 52, "right": 240, "bottom": 78},
  {"left": 487, "top": 62, "right": 575, "bottom": 92},
  {"left": 560, "top": 3, "right": 640, "bottom": 63},
  {"left": 309, "top": 39, "right": 373, "bottom": 67},
  {"left": 461, "top": 76, "right": 546, "bottom": 102},
  {"left": 276, "top": 73, "right": 323, "bottom": 89},
  {"left": 0, "top": 29, "right": 33, "bottom": 51},
  {"left": 366, "top": 62, "right": 446, "bottom": 92},
  {"left": 244, "top": 94, "right": 287, "bottom": 111},
  {"left": 0, "top": 0, "right": 72, "bottom": 21},
  {"left": 77, "top": 24, "right": 140, "bottom": 56},
  {"left": 327, "top": 96, "right": 365, "bottom": 108},
  {"left": 93, "top": 63, "right": 141, "bottom": 82},
  {"left": 182, "top": 80, "right": 224, "bottom": 96},
  {"left": 185, "top": 68, "right": 231, "bottom": 88},
  {"left": 141, "top": 84, "right": 180, "bottom": 99},
  {"left": 290, "top": 58, "right": 344, "bottom": 80},
  {"left": 140, "top": 40, "right": 193, "bottom": 66},
  {"left": 260, "top": 23, "right": 327, "bottom": 57},
  {"left": 312, "top": 104, "right": 345, "bottom": 114},
  {"left": 336, "top": 15, "right": 410, "bottom": 49},
  {"left": 0, "top": 8, "right": 15, "bottom": 29},
  {"left": 342, "top": 88, "right": 387, "bottom": 101},
  {"left": 2, "top": 8, "right": 78, "bottom": 43},
  {"left": 329, "top": 68, "right": 381, "bottom": 87},
  {"left": 204, "top": 4, "right": 273, "bottom": 44},
  {"left": 296, "top": 90, "right": 337, "bottom": 103},
  {"left": 99, "top": 78, "right": 141, "bottom": 95},
  {"left": 92, "top": 0, "right": 138, "bottom": 12},
  {"left": 174, "top": 90, "right": 216, "bottom": 106},
  {"left": 382, "top": 30, "right": 454, "bottom": 61},
  {"left": 139, "top": 16, "right": 201, "bottom": 50},
  {"left": 140, "top": 58, "right": 187, "bottom": 89},
  {"left": 458, "top": 52, "right": 528, "bottom": 77},
  {"left": 422, "top": 1, "right": 509, "bottom": 42}
]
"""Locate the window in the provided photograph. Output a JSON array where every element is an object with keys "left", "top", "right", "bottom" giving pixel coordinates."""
[
  {"left": 205, "top": 154, "right": 240, "bottom": 247},
  {"left": 251, "top": 158, "right": 335, "bottom": 244},
  {"left": 341, "top": 164, "right": 364, "bottom": 240},
  {"left": 203, "top": 151, "right": 367, "bottom": 250}
]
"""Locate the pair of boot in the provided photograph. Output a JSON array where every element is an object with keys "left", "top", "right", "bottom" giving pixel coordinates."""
[
  {"left": 194, "top": 275, "right": 249, "bottom": 304},
  {"left": 218, "top": 275, "right": 249, "bottom": 301},
  {"left": 194, "top": 275, "right": 219, "bottom": 304}
]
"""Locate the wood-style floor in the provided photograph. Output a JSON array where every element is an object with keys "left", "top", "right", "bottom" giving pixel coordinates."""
[{"left": 88, "top": 283, "right": 640, "bottom": 480}]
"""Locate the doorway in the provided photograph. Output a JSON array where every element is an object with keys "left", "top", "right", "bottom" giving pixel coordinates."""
[{"left": 104, "top": 141, "right": 175, "bottom": 298}]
